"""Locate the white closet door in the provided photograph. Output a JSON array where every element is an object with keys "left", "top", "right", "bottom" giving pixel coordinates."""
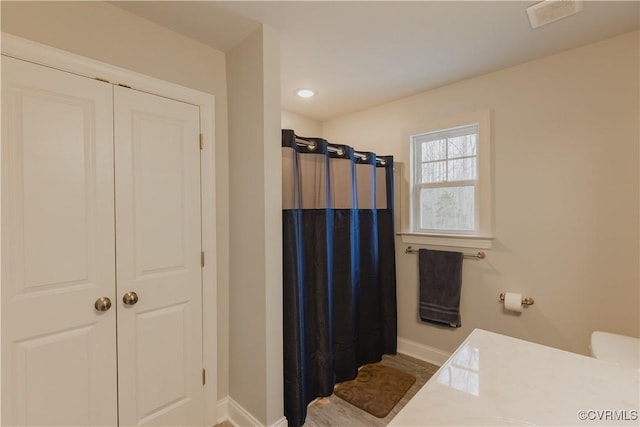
[
  {"left": 114, "top": 87, "right": 204, "bottom": 426},
  {"left": 1, "top": 56, "right": 117, "bottom": 426}
]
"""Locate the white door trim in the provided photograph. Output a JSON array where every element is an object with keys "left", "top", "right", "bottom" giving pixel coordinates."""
[{"left": 0, "top": 33, "right": 218, "bottom": 427}]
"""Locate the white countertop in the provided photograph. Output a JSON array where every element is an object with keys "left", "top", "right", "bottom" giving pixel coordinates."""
[{"left": 389, "top": 329, "right": 640, "bottom": 426}]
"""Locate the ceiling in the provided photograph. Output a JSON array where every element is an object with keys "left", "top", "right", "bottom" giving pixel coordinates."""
[{"left": 114, "top": 1, "right": 639, "bottom": 122}]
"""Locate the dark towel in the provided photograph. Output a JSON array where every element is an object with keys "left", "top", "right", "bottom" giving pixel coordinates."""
[{"left": 418, "top": 249, "right": 463, "bottom": 328}]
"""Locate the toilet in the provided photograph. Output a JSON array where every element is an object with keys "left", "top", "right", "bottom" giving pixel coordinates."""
[{"left": 590, "top": 331, "right": 640, "bottom": 369}]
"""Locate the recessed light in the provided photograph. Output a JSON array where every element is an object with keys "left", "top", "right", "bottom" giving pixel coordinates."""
[{"left": 296, "top": 89, "right": 316, "bottom": 98}]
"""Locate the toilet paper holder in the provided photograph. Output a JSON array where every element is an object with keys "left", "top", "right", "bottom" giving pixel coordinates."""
[{"left": 499, "top": 292, "right": 535, "bottom": 306}]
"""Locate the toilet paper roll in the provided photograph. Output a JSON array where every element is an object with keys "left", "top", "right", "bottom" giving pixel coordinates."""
[{"left": 504, "top": 292, "right": 523, "bottom": 313}]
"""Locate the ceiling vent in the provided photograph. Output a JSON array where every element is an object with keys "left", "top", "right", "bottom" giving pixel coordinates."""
[{"left": 526, "top": 0, "right": 583, "bottom": 29}]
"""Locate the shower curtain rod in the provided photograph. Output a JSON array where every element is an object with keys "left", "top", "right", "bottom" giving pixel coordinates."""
[{"left": 295, "top": 137, "right": 387, "bottom": 166}]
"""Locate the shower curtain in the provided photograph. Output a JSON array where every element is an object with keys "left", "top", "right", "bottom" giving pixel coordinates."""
[{"left": 282, "top": 129, "right": 397, "bottom": 427}]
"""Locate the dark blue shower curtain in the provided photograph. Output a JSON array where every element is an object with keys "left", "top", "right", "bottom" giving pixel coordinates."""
[{"left": 281, "top": 129, "right": 397, "bottom": 427}]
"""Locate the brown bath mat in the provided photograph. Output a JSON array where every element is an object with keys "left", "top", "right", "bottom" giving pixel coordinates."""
[{"left": 333, "top": 363, "right": 416, "bottom": 418}]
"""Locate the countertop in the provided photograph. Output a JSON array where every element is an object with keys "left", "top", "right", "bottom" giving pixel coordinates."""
[{"left": 389, "top": 329, "right": 639, "bottom": 426}]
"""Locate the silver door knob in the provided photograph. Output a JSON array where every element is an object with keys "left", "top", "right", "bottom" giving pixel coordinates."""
[
  {"left": 94, "top": 297, "right": 112, "bottom": 312},
  {"left": 123, "top": 291, "right": 139, "bottom": 306}
]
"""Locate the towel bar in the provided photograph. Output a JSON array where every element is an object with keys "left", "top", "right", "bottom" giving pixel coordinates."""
[{"left": 405, "top": 246, "right": 486, "bottom": 260}]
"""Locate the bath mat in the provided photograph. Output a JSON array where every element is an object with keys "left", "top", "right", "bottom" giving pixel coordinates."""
[{"left": 333, "top": 363, "right": 416, "bottom": 418}]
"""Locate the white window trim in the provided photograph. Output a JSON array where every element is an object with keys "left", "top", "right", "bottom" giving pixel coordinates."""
[{"left": 400, "top": 110, "right": 494, "bottom": 249}]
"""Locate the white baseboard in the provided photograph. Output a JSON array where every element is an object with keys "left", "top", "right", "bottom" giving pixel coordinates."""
[
  {"left": 217, "top": 397, "right": 232, "bottom": 425},
  {"left": 217, "top": 396, "right": 286, "bottom": 427},
  {"left": 397, "top": 337, "right": 452, "bottom": 366},
  {"left": 226, "top": 396, "right": 262, "bottom": 427},
  {"left": 269, "top": 416, "right": 288, "bottom": 427}
]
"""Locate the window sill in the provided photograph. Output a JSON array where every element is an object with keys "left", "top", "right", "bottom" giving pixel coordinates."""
[{"left": 398, "top": 232, "right": 494, "bottom": 249}]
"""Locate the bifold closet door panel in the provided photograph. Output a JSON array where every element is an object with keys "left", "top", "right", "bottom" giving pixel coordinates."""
[
  {"left": 113, "top": 86, "right": 204, "bottom": 426},
  {"left": 1, "top": 56, "right": 118, "bottom": 426}
]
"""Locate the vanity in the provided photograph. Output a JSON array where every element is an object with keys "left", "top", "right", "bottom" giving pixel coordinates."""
[{"left": 389, "top": 329, "right": 640, "bottom": 426}]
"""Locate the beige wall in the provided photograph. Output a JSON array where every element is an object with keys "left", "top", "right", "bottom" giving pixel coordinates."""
[
  {"left": 227, "top": 26, "right": 283, "bottom": 426},
  {"left": 323, "top": 31, "right": 640, "bottom": 356},
  {"left": 1, "top": 0, "right": 232, "bottom": 403},
  {"left": 262, "top": 27, "right": 284, "bottom": 427},
  {"left": 281, "top": 109, "right": 322, "bottom": 137}
]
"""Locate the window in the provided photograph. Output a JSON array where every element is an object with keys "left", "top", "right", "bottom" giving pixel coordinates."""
[
  {"left": 412, "top": 124, "right": 478, "bottom": 233},
  {"left": 404, "top": 110, "right": 493, "bottom": 248}
]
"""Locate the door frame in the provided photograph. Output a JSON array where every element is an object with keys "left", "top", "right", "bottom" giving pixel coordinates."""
[{"left": 0, "top": 33, "right": 218, "bottom": 427}]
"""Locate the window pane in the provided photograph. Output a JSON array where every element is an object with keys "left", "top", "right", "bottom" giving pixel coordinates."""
[
  {"left": 421, "top": 139, "right": 446, "bottom": 162},
  {"left": 419, "top": 186, "right": 475, "bottom": 231},
  {"left": 448, "top": 158, "right": 477, "bottom": 181},
  {"left": 421, "top": 161, "right": 445, "bottom": 183},
  {"left": 448, "top": 134, "right": 476, "bottom": 159}
]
